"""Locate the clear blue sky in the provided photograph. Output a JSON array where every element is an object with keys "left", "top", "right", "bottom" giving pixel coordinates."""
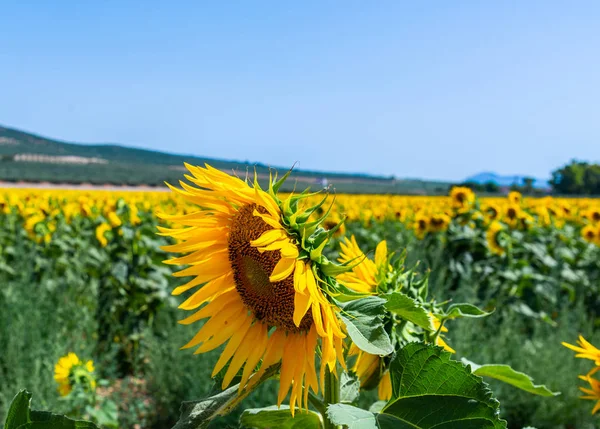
[{"left": 1, "top": 1, "right": 599, "bottom": 181}]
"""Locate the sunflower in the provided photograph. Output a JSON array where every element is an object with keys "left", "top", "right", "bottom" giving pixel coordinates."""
[
  {"left": 413, "top": 213, "right": 430, "bottom": 239},
  {"left": 348, "top": 344, "right": 392, "bottom": 401},
  {"left": 449, "top": 186, "right": 475, "bottom": 213},
  {"left": 95, "top": 223, "right": 111, "bottom": 247},
  {"left": 582, "top": 224, "right": 598, "bottom": 244},
  {"left": 54, "top": 352, "right": 96, "bottom": 397},
  {"left": 158, "top": 164, "right": 345, "bottom": 415},
  {"left": 578, "top": 375, "right": 600, "bottom": 415},
  {"left": 486, "top": 221, "right": 506, "bottom": 256},
  {"left": 337, "top": 237, "right": 392, "bottom": 399},
  {"left": 431, "top": 314, "right": 455, "bottom": 353},
  {"left": 508, "top": 191, "right": 522, "bottom": 205},
  {"left": 337, "top": 236, "right": 387, "bottom": 294},
  {"left": 563, "top": 335, "right": 600, "bottom": 376},
  {"left": 429, "top": 213, "right": 451, "bottom": 233}
]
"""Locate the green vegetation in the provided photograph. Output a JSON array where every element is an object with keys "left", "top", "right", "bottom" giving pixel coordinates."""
[
  {"left": 0, "top": 125, "right": 449, "bottom": 194},
  {"left": 551, "top": 160, "right": 600, "bottom": 195}
]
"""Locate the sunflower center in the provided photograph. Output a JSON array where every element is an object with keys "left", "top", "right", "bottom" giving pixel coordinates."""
[{"left": 228, "top": 203, "right": 312, "bottom": 333}]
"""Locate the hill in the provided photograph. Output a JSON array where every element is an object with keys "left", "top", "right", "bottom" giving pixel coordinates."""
[
  {"left": 0, "top": 125, "right": 450, "bottom": 194},
  {"left": 465, "top": 172, "right": 549, "bottom": 189}
]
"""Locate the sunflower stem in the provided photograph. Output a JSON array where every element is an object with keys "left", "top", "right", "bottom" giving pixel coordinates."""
[{"left": 323, "top": 366, "right": 341, "bottom": 429}]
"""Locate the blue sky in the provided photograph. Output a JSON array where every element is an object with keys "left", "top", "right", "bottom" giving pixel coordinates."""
[{"left": 1, "top": 1, "right": 599, "bottom": 181}]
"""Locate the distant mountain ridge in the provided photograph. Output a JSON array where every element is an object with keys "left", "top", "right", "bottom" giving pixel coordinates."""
[
  {"left": 0, "top": 124, "right": 450, "bottom": 194},
  {"left": 465, "top": 172, "right": 549, "bottom": 189}
]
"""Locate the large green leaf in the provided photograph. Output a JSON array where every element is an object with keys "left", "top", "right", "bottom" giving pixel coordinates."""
[
  {"left": 462, "top": 359, "right": 560, "bottom": 397},
  {"left": 173, "top": 364, "right": 280, "bottom": 429},
  {"left": 240, "top": 406, "right": 322, "bottom": 429},
  {"left": 4, "top": 390, "right": 99, "bottom": 429},
  {"left": 338, "top": 297, "right": 393, "bottom": 356},
  {"left": 384, "top": 292, "right": 432, "bottom": 330},
  {"left": 382, "top": 343, "right": 507, "bottom": 429}
]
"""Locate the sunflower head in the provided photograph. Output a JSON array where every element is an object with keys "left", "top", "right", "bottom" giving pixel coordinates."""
[
  {"left": 486, "top": 221, "right": 506, "bottom": 256},
  {"left": 159, "top": 164, "right": 347, "bottom": 414},
  {"left": 449, "top": 186, "right": 475, "bottom": 212},
  {"left": 53, "top": 352, "right": 96, "bottom": 397}
]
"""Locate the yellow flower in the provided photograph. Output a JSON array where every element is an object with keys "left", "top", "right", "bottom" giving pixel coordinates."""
[
  {"left": 450, "top": 187, "right": 475, "bottom": 213},
  {"left": 413, "top": 213, "right": 430, "bottom": 239},
  {"left": 108, "top": 212, "right": 122, "bottom": 228},
  {"left": 431, "top": 315, "right": 455, "bottom": 353},
  {"left": 486, "top": 221, "right": 506, "bottom": 256},
  {"left": 337, "top": 236, "right": 387, "bottom": 293},
  {"left": 53, "top": 352, "right": 96, "bottom": 397},
  {"left": 158, "top": 164, "right": 345, "bottom": 414},
  {"left": 581, "top": 224, "right": 598, "bottom": 244},
  {"left": 429, "top": 213, "right": 451, "bottom": 233},
  {"left": 563, "top": 335, "right": 600, "bottom": 375},
  {"left": 338, "top": 238, "right": 392, "bottom": 399},
  {"left": 508, "top": 191, "right": 522, "bottom": 205},
  {"left": 95, "top": 223, "right": 111, "bottom": 247},
  {"left": 578, "top": 375, "right": 600, "bottom": 415}
]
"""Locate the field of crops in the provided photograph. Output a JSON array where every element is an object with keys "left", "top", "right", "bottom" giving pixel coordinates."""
[{"left": 1, "top": 171, "right": 600, "bottom": 429}]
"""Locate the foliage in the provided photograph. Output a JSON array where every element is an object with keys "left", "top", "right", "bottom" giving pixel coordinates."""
[
  {"left": 0, "top": 186, "right": 599, "bottom": 428},
  {"left": 550, "top": 160, "right": 600, "bottom": 195}
]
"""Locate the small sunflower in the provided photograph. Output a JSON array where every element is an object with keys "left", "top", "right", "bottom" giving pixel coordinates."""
[
  {"left": 337, "top": 237, "right": 392, "bottom": 400},
  {"left": 508, "top": 191, "right": 522, "bottom": 205},
  {"left": 53, "top": 352, "right": 96, "bottom": 397},
  {"left": 429, "top": 213, "right": 451, "bottom": 233},
  {"left": 450, "top": 187, "right": 475, "bottom": 213},
  {"left": 582, "top": 225, "right": 598, "bottom": 244},
  {"left": 158, "top": 164, "right": 346, "bottom": 414},
  {"left": 95, "top": 223, "right": 111, "bottom": 247},
  {"left": 578, "top": 375, "right": 600, "bottom": 415},
  {"left": 337, "top": 236, "right": 387, "bottom": 294},
  {"left": 413, "top": 213, "right": 430, "bottom": 239},
  {"left": 431, "top": 314, "right": 455, "bottom": 353},
  {"left": 486, "top": 221, "right": 506, "bottom": 256}
]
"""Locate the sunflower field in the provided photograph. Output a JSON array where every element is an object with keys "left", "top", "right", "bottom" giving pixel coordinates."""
[{"left": 1, "top": 166, "right": 600, "bottom": 429}]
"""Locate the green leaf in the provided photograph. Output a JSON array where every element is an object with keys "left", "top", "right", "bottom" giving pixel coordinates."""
[
  {"left": 327, "top": 404, "right": 378, "bottom": 429},
  {"left": 444, "top": 303, "right": 493, "bottom": 319},
  {"left": 240, "top": 406, "right": 322, "bottom": 429},
  {"left": 4, "top": 390, "right": 99, "bottom": 429},
  {"left": 382, "top": 343, "right": 507, "bottom": 429},
  {"left": 339, "top": 297, "right": 394, "bottom": 356},
  {"left": 384, "top": 292, "right": 432, "bottom": 330},
  {"left": 339, "top": 372, "right": 360, "bottom": 404},
  {"left": 4, "top": 390, "right": 31, "bottom": 429},
  {"left": 462, "top": 359, "right": 560, "bottom": 397},
  {"left": 173, "top": 363, "right": 280, "bottom": 429}
]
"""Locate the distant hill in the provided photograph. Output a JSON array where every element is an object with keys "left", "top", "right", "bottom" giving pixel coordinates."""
[
  {"left": 465, "top": 172, "right": 549, "bottom": 189},
  {"left": 0, "top": 125, "right": 450, "bottom": 194}
]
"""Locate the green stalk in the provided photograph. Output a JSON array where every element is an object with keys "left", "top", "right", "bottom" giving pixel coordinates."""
[{"left": 322, "top": 366, "right": 341, "bottom": 429}]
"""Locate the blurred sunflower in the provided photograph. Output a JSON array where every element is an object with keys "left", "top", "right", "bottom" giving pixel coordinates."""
[
  {"left": 429, "top": 213, "right": 451, "bottom": 233},
  {"left": 53, "top": 352, "right": 96, "bottom": 396},
  {"left": 158, "top": 164, "right": 345, "bottom": 414},
  {"left": 578, "top": 375, "right": 600, "bottom": 415},
  {"left": 413, "top": 213, "right": 430, "bottom": 239},
  {"left": 486, "top": 221, "right": 506, "bottom": 256},
  {"left": 95, "top": 223, "right": 111, "bottom": 247},
  {"left": 508, "top": 191, "right": 522, "bottom": 205},
  {"left": 449, "top": 186, "right": 475, "bottom": 213},
  {"left": 582, "top": 224, "right": 598, "bottom": 244}
]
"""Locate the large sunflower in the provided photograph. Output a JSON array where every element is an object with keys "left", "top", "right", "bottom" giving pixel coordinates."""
[{"left": 158, "top": 164, "right": 345, "bottom": 414}]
